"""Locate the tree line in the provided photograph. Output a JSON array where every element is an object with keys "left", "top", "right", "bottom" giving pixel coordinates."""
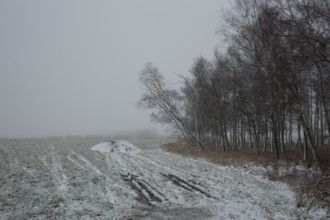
[{"left": 138, "top": 0, "right": 330, "bottom": 163}]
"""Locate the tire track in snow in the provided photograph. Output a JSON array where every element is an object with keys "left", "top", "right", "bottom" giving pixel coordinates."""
[
  {"left": 68, "top": 149, "right": 125, "bottom": 206},
  {"left": 0, "top": 145, "right": 51, "bottom": 199},
  {"left": 102, "top": 150, "right": 171, "bottom": 206},
  {"left": 1, "top": 139, "right": 327, "bottom": 219},
  {"left": 134, "top": 152, "right": 208, "bottom": 187},
  {"left": 39, "top": 146, "right": 120, "bottom": 217},
  {"left": 68, "top": 150, "right": 103, "bottom": 175},
  {"left": 134, "top": 151, "right": 235, "bottom": 201},
  {"left": 103, "top": 152, "right": 144, "bottom": 207},
  {"left": 12, "top": 157, "right": 37, "bottom": 177},
  {"left": 41, "top": 145, "right": 69, "bottom": 196},
  {"left": 95, "top": 144, "right": 277, "bottom": 210},
  {"left": 144, "top": 150, "right": 233, "bottom": 185},
  {"left": 147, "top": 150, "right": 300, "bottom": 217},
  {"left": 0, "top": 145, "right": 37, "bottom": 177},
  {"left": 163, "top": 152, "right": 244, "bottom": 193},
  {"left": 67, "top": 153, "right": 89, "bottom": 172},
  {"left": 104, "top": 150, "right": 215, "bottom": 204},
  {"left": 120, "top": 172, "right": 166, "bottom": 206}
]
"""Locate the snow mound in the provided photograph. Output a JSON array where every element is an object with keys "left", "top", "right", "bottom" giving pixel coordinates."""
[{"left": 91, "top": 140, "right": 141, "bottom": 155}]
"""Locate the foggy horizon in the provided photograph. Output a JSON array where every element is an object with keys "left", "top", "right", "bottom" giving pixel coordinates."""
[{"left": 0, "top": 0, "right": 230, "bottom": 138}]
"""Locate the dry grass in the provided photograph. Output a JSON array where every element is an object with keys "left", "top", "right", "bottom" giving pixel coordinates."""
[
  {"left": 162, "top": 142, "right": 330, "bottom": 209},
  {"left": 162, "top": 142, "right": 313, "bottom": 167}
]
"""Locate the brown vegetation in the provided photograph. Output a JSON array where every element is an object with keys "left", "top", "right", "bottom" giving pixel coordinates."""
[{"left": 162, "top": 142, "right": 330, "bottom": 209}]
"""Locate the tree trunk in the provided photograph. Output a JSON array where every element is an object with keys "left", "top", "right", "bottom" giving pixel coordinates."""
[
  {"left": 303, "top": 131, "right": 308, "bottom": 161},
  {"left": 271, "top": 115, "right": 280, "bottom": 159},
  {"left": 296, "top": 105, "right": 320, "bottom": 163}
]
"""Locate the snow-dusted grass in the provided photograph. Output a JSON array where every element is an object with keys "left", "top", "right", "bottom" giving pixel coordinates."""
[{"left": 0, "top": 138, "right": 328, "bottom": 219}]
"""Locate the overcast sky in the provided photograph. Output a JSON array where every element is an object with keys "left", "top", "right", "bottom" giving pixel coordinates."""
[{"left": 0, "top": 0, "right": 230, "bottom": 138}]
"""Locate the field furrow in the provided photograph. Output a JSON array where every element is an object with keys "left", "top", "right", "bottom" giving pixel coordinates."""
[{"left": 0, "top": 139, "right": 327, "bottom": 219}]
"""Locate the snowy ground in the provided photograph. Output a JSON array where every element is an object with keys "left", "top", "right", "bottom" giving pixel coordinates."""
[{"left": 0, "top": 138, "right": 328, "bottom": 219}]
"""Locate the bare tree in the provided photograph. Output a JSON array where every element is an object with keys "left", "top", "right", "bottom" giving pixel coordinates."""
[
  {"left": 137, "top": 63, "right": 200, "bottom": 147},
  {"left": 137, "top": 0, "right": 330, "bottom": 163}
]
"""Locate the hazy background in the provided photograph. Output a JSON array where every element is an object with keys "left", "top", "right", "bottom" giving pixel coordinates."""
[{"left": 0, "top": 0, "right": 230, "bottom": 138}]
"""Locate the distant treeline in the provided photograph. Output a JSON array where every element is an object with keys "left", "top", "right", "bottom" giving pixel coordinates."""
[{"left": 138, "top": 0, "right": 330, "bottom": 163}]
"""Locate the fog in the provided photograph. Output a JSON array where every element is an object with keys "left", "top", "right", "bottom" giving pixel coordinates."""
[{"left": 0, "top": 0, "right": 230, "bottom": 138}]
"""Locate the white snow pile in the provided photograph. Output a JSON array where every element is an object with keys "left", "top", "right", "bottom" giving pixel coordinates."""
[{"left": 91, "top": 140, "right": 141, "bottom": 155}]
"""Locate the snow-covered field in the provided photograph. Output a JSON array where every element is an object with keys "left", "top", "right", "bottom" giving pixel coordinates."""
[{"left": 0, "top": 138, "right": 327, "bottom": 219}]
